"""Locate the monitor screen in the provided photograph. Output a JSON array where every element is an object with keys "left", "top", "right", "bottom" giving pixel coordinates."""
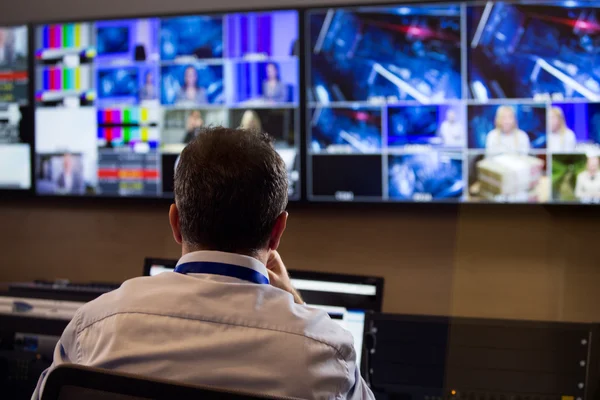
[
  {"left": 306, "top": 1, "right": 600, "bottom": 204},
  {"left": 144, "top": 258, "right": 383, "bottom": 365},
  {"left": 0, "top": 25, "right": 31, "bottom": 190},
  {"left": 34, "top": 11, "right": 300, "bottom": 199}
]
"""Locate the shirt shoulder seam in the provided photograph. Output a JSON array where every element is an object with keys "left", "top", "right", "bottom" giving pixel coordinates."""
[{"left": 77, "top": 310, "right": 350, "bottom": 360}]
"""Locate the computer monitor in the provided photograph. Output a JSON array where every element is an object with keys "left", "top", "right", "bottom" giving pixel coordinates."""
[
  {"left": 34, "top": 11, "right": 301, "bottom": 199},
  {"left": 306, "top": 1, "right": 600, "bottom": 205},
  {"left": 143, "top": 257, "right": 384, "bottom": 366},
  {"left": 0, "top": 25, "right": 31, "bottom": 191}
]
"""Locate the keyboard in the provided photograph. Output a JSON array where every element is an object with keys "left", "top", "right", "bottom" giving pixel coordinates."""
[{"left": 7, "top": 281, "right": 120, "bottom": 302}]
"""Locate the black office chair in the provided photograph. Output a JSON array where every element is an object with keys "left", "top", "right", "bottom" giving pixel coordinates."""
[{"left": 41, "top": 364, "right": 301, "bottom": 400}]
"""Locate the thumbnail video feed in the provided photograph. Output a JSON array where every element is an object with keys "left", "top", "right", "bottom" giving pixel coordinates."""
[
  {"left": 387, "top": 104, "right": 466, "bottom": 149},
  {"left": 95, "top": 19, "right": 160, "bottom": 106},
  {"left": 552, "top": 154, "right": 600, "bottom": 203},
  {"left": 97, "top": 107, "right": 160, "bottom": 150},
  {"left": 96, "top": 67, "right": 160, "bottom": 106},
  {"left": 311, "top": 155, "right": 383, "bottom": 200},
  {"left": 0, "top": 143, "right": 31, "bottom": 189},
  {"left": 223, "top": 11, "right": 299, "bottom": 106},
  {"left": 467, "top": 153, "right": 549, "bottom": 203},
  {"left": 0, "top": 104, "right": 26, "bottom": 145},
  {"left": 468, "top": 3, "right": 600, "bottom": 102},
  {"left": 308, "top": 5, "right": 462, "bottom": 104},
  {"left": 161, "top": 64, "right": 223, "bottom": 105},
  {"left": 0, "top": 103, "right": 31, "bottom": 189},
  {"left": 37, "top": 153, "right": 87, "bottom": 195},
  {"left": 468, "top": 104, "right": 547, "bottom": 155},
  {"left": 228, "top": 61, "right": 298, "bottom": 106},
  {"left": 97, "top": 67, "right": 139, "bottom": 105},
  {"left": 35, "top": 108, "right": 98, "bottom": 195},
  {"left": 310, "top": 107, "right": 382, "bottom": 154},
  {"left": 224, "top": 10, "right": 298, "bottom": 59},
  {"left": 160, "top": 16, "right": 223, "bottom": 61},
  {"left": 0, "top": 26, "right": 28, "bottom": 104},
  {"left": 162, "top": 108, "right": 229, "bottom": 153},
  {"left": 388, "top": 152, "right": 463, "bottom": 201},
  {"left": 549, "top": 103, "right": 600, "bottom": 153},
  {"left": 97, "top": 149, "right": 160, "bottom": 197},
  {"left": 35, "top": 23, "right": 96, "bottom": 107},
  {"left": 96, "top": 19, "right": 159, "bottom": 63}
]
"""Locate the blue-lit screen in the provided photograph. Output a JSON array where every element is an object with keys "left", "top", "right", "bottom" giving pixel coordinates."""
[
  {"left": 307, "top": 1, "right": 600, "bottom": 204},
  {"left": 97, "top": 26, "right": 130, "bottom": 55}
]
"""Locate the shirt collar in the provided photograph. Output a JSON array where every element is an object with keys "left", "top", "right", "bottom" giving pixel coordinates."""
[{"left": 176, "top": 251, "right": 269, "bottom": 283}]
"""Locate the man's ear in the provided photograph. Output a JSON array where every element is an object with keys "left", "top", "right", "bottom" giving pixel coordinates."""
[
  {"left": 268, "top": 212, "right": 288, "bottom": 251},
  {"left": 169, "top": 203, "right": 183, "bottom": 245}
]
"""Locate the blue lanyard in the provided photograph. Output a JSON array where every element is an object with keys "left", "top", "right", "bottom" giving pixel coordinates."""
[{"left": 174, "top": 261, "right": 269, "bottom": 285}]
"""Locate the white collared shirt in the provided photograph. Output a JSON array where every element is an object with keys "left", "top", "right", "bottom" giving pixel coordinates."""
[
  {"left": 548, "top": 129, "right": 577, "bottom": 153},
  {"left": 485, "top": 129, "right": 531, "bottom": 156},
  {"left": 32, "top": 251, "right": 374, "bottom": 400}
]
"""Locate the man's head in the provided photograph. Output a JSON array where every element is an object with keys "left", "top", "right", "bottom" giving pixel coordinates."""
[{"left": 169, "top": 127, "right": 289, "bottom": 261}]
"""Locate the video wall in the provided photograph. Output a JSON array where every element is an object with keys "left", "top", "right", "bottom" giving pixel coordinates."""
[
  {"left": 306, "top": 1, "right": 600, "bottom": 204},
  {"left": 2, "top": 1, "right": 600, "bottom": 205},
  {"left": 0, "top": 25, "right": 31, "bottom": 190},
  {"left": 33, "top": 10, "right": 300, "bottom": 198}
]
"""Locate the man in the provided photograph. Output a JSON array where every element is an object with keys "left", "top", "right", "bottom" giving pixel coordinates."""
[
  {"left": 32, "top": 127, "right": 374, "bottom": 400},
  {"left": 56, "top": 153, "right": 84, "bottom": 195},
  {"left": 575, "top": 155, "right": 600, "bottom": 202}
]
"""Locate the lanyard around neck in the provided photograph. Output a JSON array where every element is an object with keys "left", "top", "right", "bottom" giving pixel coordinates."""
[{"left": 174, "top": 261, "right": 269, "bottom": 285}]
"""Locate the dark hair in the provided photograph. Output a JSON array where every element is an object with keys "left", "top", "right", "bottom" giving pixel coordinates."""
[
  {"left": 183, "top": 65, "right": 198, "bottom": 88},
  {"left": 266, "top": 62, "right": 280, "bottom": 81},
  {"left": 174, "top": 126, "right": 288, "bottom": 255}
]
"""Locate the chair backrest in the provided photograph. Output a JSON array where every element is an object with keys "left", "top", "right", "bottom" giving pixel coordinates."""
[{"left": 41, "top": 364, "right": 301, "bottom": 400}]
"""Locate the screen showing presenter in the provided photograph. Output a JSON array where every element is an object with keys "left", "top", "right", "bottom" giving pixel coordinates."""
[
  {"left": 485, "top": 106, "right": 531, "bottom": 156},
  {"left": 548, "top": 106, "right": 576, "bottom": 153}
]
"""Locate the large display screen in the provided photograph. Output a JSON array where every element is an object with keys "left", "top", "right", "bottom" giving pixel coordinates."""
[
  {"left": 34, "top": 11, "right": 300, "bottom": 198},
  {"left": 306, "top": 1, "right": 600, "bottom": 204},
  {"left": 0, "top": 25, "right": 31, "bottom": 190}
]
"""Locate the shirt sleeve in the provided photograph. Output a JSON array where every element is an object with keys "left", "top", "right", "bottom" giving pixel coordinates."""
[
  {"left": 337, "top": 341, "right": 375, "bottom": 400},
  {"left": 31, "top": 312, "right": 81, "bottom": 400},
  {"left": 344, "top": 363, "right": 376, "bottom": 400}
]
